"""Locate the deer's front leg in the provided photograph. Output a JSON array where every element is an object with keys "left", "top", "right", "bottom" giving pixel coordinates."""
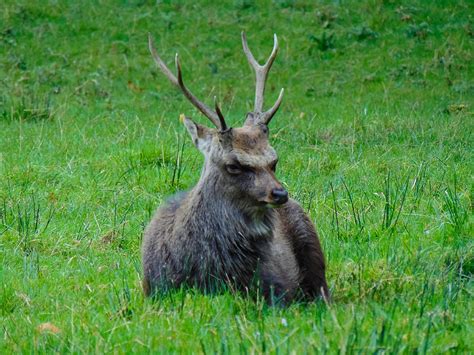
[
  {"left": 277, "top": 200, "right": 329, "bottom": 300},
  {"left": 290, "top": 217, "right": 328, "bottom": 299},
  {"left": 259, "top": 268, "right": 294, "bottom": 305},
  {"left": 259, "top": 232, "right": 301, "bottom": 305}
]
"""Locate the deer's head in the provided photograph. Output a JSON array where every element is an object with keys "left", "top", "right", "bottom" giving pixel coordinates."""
[{"left": 149, "top": 33, "right": 287, "bottom": 207}]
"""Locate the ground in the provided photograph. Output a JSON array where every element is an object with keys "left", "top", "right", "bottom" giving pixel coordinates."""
[{"left": 0, "top": 0, "right": 473, "bottom": 352}]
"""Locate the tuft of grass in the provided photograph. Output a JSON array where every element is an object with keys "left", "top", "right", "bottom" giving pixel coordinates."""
[
  {"left": 309, "top": 31, "right": 335, "bottom": 52},
  {"left": 1, "top": 92, "right": 53, "bottom": 122},
  {"left": 1, "top": 195, "right": 55, "bottom": 253},
  {"left": 351, "top": 26, "right": 378, "bottom": 41},
  {"left": 382, "top": 170, "right": 409, "bottom": 232},
  {"left": 406, "top": 22, "right": 432, "bottom": 39},
  {"left": 443, "top": 175, "right": 468, "bottom": 233}
]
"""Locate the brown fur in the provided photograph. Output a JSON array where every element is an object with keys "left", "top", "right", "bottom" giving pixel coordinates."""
[
  {"left": 142, "top": 124, "right": 329, "bottom": 304},
  {"left": 143, "top": 33, "right": 328, "bottom": 304},
  {"left": 231, "top": 126, "right": 269, "bottom": 152}
]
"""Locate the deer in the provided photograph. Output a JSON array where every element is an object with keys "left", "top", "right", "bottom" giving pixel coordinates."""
[{"left": 142, "top": 32, "right": 329, "bottom": 304}]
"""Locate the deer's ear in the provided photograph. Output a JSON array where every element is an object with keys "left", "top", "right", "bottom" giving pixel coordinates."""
[{"left": 183, "top": 117, "right": 213, "bottom": 153}]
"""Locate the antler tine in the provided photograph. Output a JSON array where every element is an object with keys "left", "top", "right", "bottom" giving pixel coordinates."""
[
  {"left": 148, "top": 33, "right": 227, "bottom": 131},
  {"left": 260, "top": 88, "right": 284, "bottom": 125},
  {"left": 241, "top": 32, "right": 281, "bottom": 115},
  {"left": 241, "top": 31, "right": 259, "bottom": 70},
  {"left": 214, "top": 96, "right": 227, "bottom": 131}
]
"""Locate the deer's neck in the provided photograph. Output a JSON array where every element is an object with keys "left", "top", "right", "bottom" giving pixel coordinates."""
[{"left": 180, "top": 169, "right": 274, "bottom": 241}]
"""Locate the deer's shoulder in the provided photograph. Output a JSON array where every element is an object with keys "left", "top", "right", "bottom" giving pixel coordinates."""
[
  {"left": 145, "top": 191, "right": 189, "bottom": 235},
  {"left": 276, "top": 198, "right": 317, "bottom": 236},
  {"left": 153, "top": 190, "right": 190, "bottom": 217}
]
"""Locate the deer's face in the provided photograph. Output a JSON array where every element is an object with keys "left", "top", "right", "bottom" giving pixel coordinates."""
[
  {"left": 184, "top": 118, "right": 288, "bottom": 207},
  {"left": 218, "top": 125, "right": 287, "bottom": 207}
]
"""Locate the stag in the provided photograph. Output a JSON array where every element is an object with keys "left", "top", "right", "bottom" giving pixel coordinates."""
[{"left": 142, "top": 33, "right": 328, "bottom": 304}]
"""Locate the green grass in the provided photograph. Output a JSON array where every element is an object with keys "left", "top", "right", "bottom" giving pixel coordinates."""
[{"left": 1, "top": 0, "right": 473, "bottom": 352}]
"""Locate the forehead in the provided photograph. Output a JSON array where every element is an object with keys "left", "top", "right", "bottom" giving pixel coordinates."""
[{"left": 227, "top": 126, "right": 277, "bottom": 166}]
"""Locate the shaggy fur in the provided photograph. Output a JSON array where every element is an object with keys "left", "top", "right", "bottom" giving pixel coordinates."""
[
  {"left": 143, "top": 33, "right": 328, "bottom": 304},
  {"left": 142, "top": 124, "right": 328, "bottom": 304}
]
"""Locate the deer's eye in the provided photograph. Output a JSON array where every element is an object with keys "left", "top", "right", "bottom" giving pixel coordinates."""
[{"left": 226, "top": 164, "right": 242, "bottom": 175}]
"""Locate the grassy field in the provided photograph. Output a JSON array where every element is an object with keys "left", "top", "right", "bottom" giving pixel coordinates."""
[{"left": 1, "top": 0, "right": 473, "bottom": 352}]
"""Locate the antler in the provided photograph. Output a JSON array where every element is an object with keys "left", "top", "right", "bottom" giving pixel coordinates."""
[
  {"left": 148, "top": 33, "right": 227, "bottom": 131},
  {"left": 241, "top": 32, "right": 284, "bottom": 125}
]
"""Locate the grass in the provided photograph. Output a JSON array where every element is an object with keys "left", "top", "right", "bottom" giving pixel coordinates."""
[{"left": 1, "top": 0, "right": 473, "bottom": 352}]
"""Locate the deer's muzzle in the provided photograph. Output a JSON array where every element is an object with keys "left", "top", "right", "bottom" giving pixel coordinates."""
[{"left": 271, "top": 188, "right": 288, "bottom": 205}]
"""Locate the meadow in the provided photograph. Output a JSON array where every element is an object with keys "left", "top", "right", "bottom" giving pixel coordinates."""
[{"left": 1, "top": 0, "right": 473, "bottom": 352}]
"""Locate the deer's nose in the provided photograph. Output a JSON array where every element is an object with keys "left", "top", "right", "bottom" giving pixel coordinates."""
[{"left": 271, "top": 188, "right": 288, "bottom": 204}]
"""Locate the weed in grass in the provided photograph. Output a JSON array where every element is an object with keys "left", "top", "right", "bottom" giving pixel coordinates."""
[
  {"left": 341, "top": 178, "right": 364, "bottom": 234},
  {"left": 0, "top": 195, "right": 55, "bottom": 253},
  {"left": 23, "top": 249, "right": 40, "bottom": 279},
  {"left": 0, "top": 92, "right": 53, "bottom": 122},
  {"left": 169, "top": 135, "right": 186, "bottom": 189},
  {"left": 329, "top": 181, "right": 341, "bottom": 240},
  {"left": 273, "top": 0, "right": 297, "bottom": 10},
  {"left": 315, "top": 7, "right": 338, "bottom": 29},
  {"left": 234, "top": 0, "right": 255, "bottom": 11},
  {"left": 109, "top": 273, "right": 133, "bottom": 320},
  {"left": 406, "top": 22, "right": 432, "bottom": 39},
  {"left": 442, "top": 175, "right": 467, "bottom": 233},
  {"left": 464, "top": 21, "right": 474, "bottom": 38},
  {"left": 309, "top": 31, "right": 335, "bottom": 53},
  {"left": 381, "top": 170, "right": 409, "bottom": 232},
  {"left": 411, "top": 161, "right": 428, "bottom": 210},
  {"left": 0, "top": 27, "right": 16, "bottom": 46},
  {"left": 0, "top": 285, "right": 17, "bottom": 316},
  {"left": 351, "top": 26, "right": 378, "bottom": 41}
]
